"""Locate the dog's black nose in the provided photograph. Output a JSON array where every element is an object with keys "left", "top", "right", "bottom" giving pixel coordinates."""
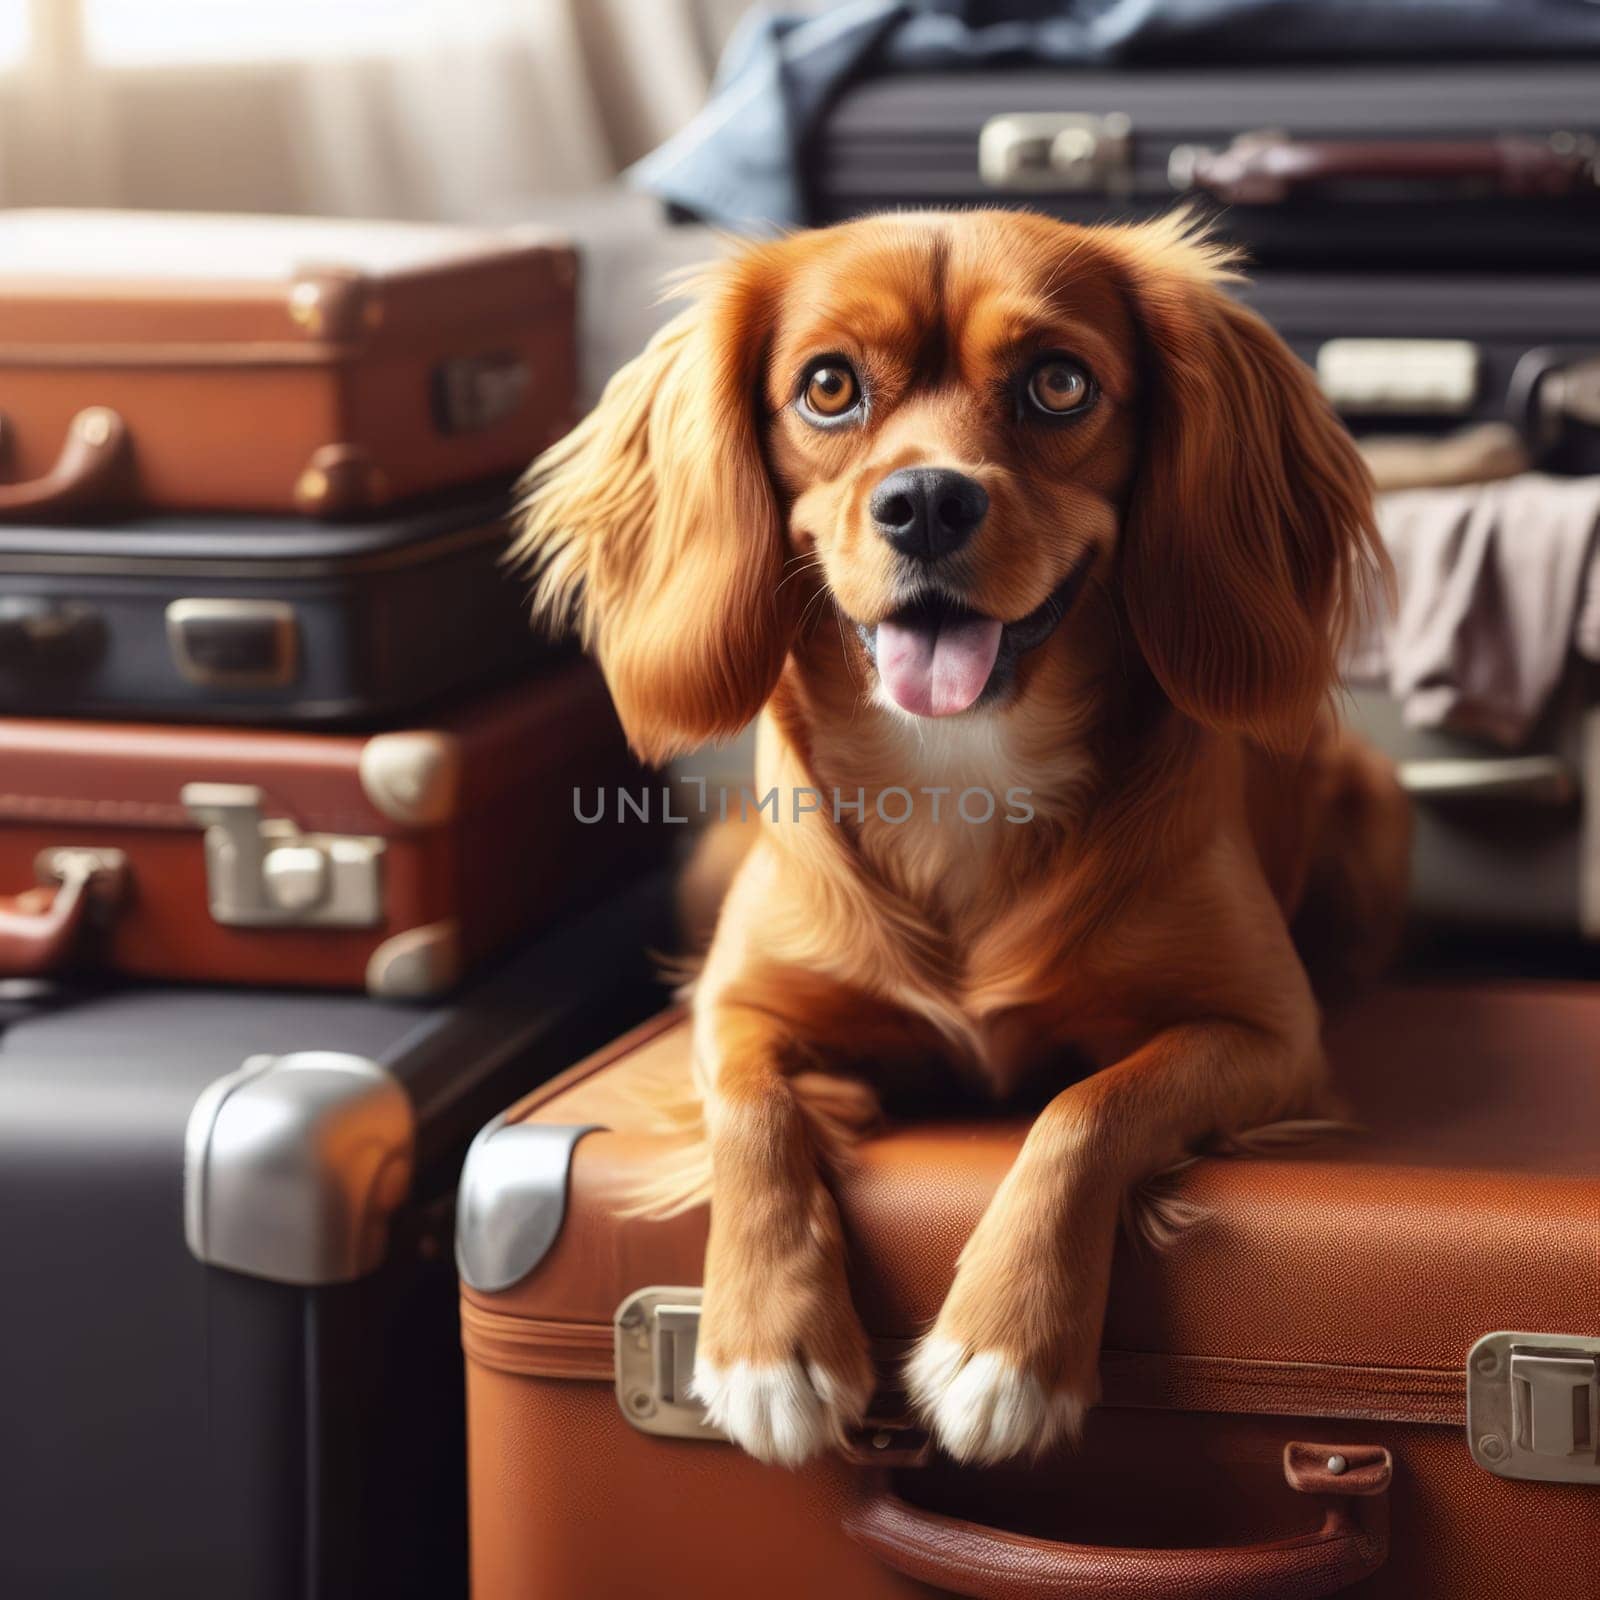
[{"left": 869, "top": 467, "right": 989, "bottom": 560}]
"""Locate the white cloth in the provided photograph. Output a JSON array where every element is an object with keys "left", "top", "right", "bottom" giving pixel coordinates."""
[{"left": 1348, "top": 475, "right": 1600, "bottom": 747}]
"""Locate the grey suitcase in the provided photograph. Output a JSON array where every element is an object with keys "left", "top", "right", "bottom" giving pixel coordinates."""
[
  {"left": 0, "top": 873, "right": 673, "bottom": 1600},
  {"left": 806, "top": 63, "right": 1600, "bottom": 268},
  {"left": 0, "top": 481, "right": 546, "bottom": 724}
]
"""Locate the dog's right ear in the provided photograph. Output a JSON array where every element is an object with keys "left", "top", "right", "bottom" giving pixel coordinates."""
[{"left": 512, "top": 253, "right": 794, "bottom": 764}]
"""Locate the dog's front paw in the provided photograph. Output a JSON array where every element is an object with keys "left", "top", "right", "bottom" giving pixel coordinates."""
[
  {"left": 904, "top": 1334, "right": 1088, "bottom": 1465},
  {"left": 691, "top": 1351, "right": 868, "bottom": 1467},
  {"left": 690, "top": 1275, "right": 873, "bottom": 1467}
]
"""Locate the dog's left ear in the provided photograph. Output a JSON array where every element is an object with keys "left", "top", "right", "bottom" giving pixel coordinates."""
[
  {"left": 512, "top": 250, "right": 794, "bottom": 764},
  {"left": 1109, "top": 218, "right": 1383, "bottom": 751}
]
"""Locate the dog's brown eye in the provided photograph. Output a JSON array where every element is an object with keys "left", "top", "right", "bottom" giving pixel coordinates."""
[
  {"left": 802, "top": 362, "right": 860, "bottom": 420},
  {"left": 1027, "top": 358, "right": 1092, "bottom": 416}
]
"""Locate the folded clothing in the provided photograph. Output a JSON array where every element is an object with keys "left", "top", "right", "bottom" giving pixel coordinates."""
[{"left": 1347, "top": 475, "right": 1600, "bottom": 748}]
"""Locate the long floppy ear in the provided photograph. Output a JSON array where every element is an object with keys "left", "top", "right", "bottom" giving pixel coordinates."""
[
  {"left": 1109, "top": 217, "right": 1384, "bottom": 751},
  {"left": 511, "top": 253, "right": 793, "bottom": 763}
]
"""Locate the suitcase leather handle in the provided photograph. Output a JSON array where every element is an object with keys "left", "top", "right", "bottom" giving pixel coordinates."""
[
  {"left": 0, "top": 407, "right": 132, "bottom": 520},
  {"left": 843, "top": 1443, "right": 1390, "bottom": 1600},
  {"left": 1181, "top": 131, "right": 1595, "bottom": 206},
  {"left": 0, "top": 857, "right": 93, "bottom": 976}
]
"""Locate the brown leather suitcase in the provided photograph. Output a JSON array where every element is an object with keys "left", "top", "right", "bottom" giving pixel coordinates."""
[
  {"left": 0, "top": 211, "right": 576, "bottom": 520},
  {"left": 0, "top": 658, "right": 659, "bottom": 997},
  {"left": 457, "top": 986, "right": 1600, "bottom": 1600}
]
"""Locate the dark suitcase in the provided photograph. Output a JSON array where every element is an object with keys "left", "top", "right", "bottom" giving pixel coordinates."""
[
  {"left": 1237, "top": 274, "right": 1600, "bottom": 476},
  {"left": 806, "top": 64, "right": 1600, "bottom": 268},
  {"left": 0, "top": 211, "right": 576, "bottom": 519},
  {"left": 0, "top": 483, "right": 546, "bottom": 723},
  {"left": 0, "top": 874, "right": 674, "bottom": 1600},
  {"left": 459, "top": 986, "right": 1600, "bottom": 1600},
  {"left": 0, "top": 659, "right": 660, "bottom": 996}
]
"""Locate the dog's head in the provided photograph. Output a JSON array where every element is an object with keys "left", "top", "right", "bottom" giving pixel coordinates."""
[{"left": 516, "top": 211, "right": 1379, "bottom": 762}]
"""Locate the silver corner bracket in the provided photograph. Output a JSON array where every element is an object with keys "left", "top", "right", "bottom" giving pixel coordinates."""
[
  {"left": 184, "top": 1051, "right": 416, "bottom": 1285},
  {"left": 455, "top": 1119, "right": 599, "bottom": 1293},
  {"left": 182, "top": 781, "right": 385, "bottom": 928},
  {"left": 1467, "top": 1331, "right": 1600, "bottom": 1486},
  {"left": 615, "top": 1287, "right": 722, "bottom": 1441}
]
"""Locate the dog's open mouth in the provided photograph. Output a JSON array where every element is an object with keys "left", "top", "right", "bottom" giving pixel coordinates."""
[{"left": 856, "top": 550, "right": 1096, "bottom": 718}]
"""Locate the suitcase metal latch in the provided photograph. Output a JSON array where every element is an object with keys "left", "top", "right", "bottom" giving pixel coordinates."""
[
  {"left": 1467, "top": 1331, "right": 1600, "bottom": 1486},
  {"left": 182, "top": 782, "right": 384, "bottom": 929},
  {"left": 978, "top": 112, "right": 1133, "bottom": 193},
  {"left": 614, "top": 1287, "right": 723, "bottom": 1441}
]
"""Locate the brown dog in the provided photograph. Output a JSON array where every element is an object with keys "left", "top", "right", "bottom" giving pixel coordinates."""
[{"left": 514, "top": 210, "right": 1408, "bottom": 1468}]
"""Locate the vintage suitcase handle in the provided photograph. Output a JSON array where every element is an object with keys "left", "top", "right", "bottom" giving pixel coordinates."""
[
  {"left": 1177, "top": 130, "right": 1596, "bottom": 206},
  {"left": 0, "top": 857, "right": 94, "bottom": 976},
  {"left": 843, "top": 1442, "right": 1390, "bottom": 1600},
  {"left": 0, "top": 407, "right": 132, "bottom": 521},
  {"left": 0, "top": 597, "right": 107, "bottom": 674}
]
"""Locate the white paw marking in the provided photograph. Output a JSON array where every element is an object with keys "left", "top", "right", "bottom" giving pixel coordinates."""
[
  {"left": 905, "top": 1337, "right": 1085, "bottom": 1465},
  {"left": 690, "top": 1357, "right": 863, "bottom": 1468}
]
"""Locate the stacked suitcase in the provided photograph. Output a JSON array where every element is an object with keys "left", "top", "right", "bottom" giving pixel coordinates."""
[
  {"left": 0, "top": 209, "right": 663, "bottom": 995},
  {"left": 0, "top": 211, "right": 667, "bottom": 1597}
]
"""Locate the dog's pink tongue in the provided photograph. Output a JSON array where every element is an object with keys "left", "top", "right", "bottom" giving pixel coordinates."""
[{"left": 876, "top": 615, "right": 1003, "bottom": 717}]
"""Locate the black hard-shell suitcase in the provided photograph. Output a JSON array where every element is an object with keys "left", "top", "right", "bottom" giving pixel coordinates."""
[
  {"left": 807, "top": 63, "right": 1600, "bottom": 268},
  {"left": 0, "top": 874, "right": 673, "bottom": 1600},
  {"left": 0, "top": 482, "right": 544, "bottom": 723}
]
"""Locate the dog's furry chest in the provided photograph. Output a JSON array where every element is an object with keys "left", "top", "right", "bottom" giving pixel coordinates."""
[
  {"left": 846, "top": 711, "right": 1089, "bottom": 917},
  {"left": 813, "top": 713, "right": 1121, "bottom": 1092}
]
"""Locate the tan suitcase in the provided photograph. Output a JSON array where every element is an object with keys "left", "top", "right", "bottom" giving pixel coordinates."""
[
  {"left": 0, "top": 658, "right": 660, "bottom": 996},
  {"left": 458, "top": 986, "right": 1600, "bottom": 1599},
  {"left": 0, "top": 210, "right": 576, "bottom": 519}
]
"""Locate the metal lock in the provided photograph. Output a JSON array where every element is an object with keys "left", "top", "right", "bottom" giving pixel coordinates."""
[
  {"left": 182, "top": 782, "right": 384, "bottom": 929},
  {"left": 614, "top": 1287, "right": 723, "bottom": 1441},
  {"left": 1467, "top": 1331, "right": 1600, "bottom": 1485},
  {"left": 978, "top": 112, "right": 1133, "bottom": 193}
]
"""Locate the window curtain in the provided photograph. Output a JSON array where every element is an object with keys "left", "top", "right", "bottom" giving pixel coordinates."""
[{"left": 0, "top": 0, "right": 754, "bottom": 220}]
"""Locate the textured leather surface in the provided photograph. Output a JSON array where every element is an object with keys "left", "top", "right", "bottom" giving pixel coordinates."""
[
  {"left": 465, "top": 1377, "right": 1599, "bottom": 1600},
  {"left": 0, "top": 657, "right": 656, "bottom": 986},
  {"left": 467, "top": 983, "right": 1600, "bottom": 1376},
  {"left": 0, "top": 211, "right": 575, "bottom": 514},
  {"left": 463, "top": 982, "right": 1600, "bottom": 1600}
]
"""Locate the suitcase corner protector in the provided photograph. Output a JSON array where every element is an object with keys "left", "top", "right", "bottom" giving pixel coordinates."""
[
  {"left": 183, "top": 1051, "right": 416, "bottom": 1286},
  {"left": 359, "top": 728, "right": 463, "bottom": 826},
  {"left": 455, "top": 1118, "right": 602, "bottom": 1293}
]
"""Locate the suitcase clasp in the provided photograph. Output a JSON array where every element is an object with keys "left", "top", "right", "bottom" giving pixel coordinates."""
[
  {"left": 614, "top": 1287, "right": 724, "bottom": 1442},
  {"left": 182, "top": 782, "right": 384, "bottom": 928},
  {"left": 1468, "top": 1331, "right": 1600, "bottom": 1486},
  {"left": 978, "top": 113, "right": 1133, "bottom": 194}
]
